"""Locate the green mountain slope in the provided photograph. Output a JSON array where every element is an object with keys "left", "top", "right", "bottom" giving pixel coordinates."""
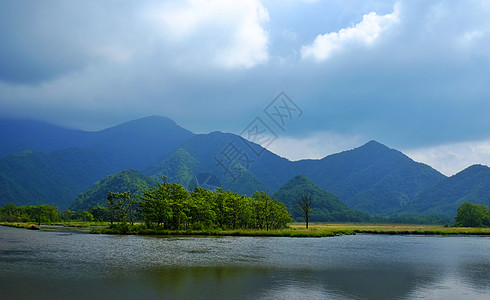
[
  {"left": 294, "top": 141, "right": 446, "bottom": 215},
  {"left": 402, "top": 164, "right": 490, "bottom": 217},
  {"left": 144, "top": 134, "right": 269, "bottom": 195},
  {"left": 0, "top": 150, "right": 80, "bottom": 208},
  {"left": 178, "top": 131, "right": 295, "bottom": 191},
  {"left": 144, "top": 148, "right": 199, "bottom": 189},
  {"left": 70, "top": 170, "right": 154, "bottom": 211},
  {"left": 273, "top": 174, "right": 370, "bottom": 222}
]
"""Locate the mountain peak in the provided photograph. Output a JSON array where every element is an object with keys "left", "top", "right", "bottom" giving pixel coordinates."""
[
  {"left": 360, "top": 140, "right": 390, "bottom": 149},
  {"left": 103, "top": 115, "right": 179, "bottom": 132},
  {"left": 454, "top": 164, "right": 490, "bottom": 177}
]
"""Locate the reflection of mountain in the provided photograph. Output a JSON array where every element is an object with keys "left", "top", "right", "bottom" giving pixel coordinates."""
[{"left": 140, "top": 265, "right": 434, "bottom": 300}]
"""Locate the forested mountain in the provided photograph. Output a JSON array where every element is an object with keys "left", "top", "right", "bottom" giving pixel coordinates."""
[
  {"left": 0, "top": 116, "right": 194, "bottom": 208},
  {"left": 402, "top": 164, "right": 490, "bottom": 217},
  {"left": 70, "top": 169, "right": 154, "bottom": 211},
  {"left": 294, "top": 141, "right": 446, "bottom": 215},
  {"left": 273, "top": 174, "right": 370, "bottom": 222},
  {"left": 1, "top": 116, "right": 488, "bottom": 218},
  {"left": 144, "top": 131, "right": 291, "bottom": 194},
  {"left": 0, "top": 119, "right": 92, "bottom": 157}
]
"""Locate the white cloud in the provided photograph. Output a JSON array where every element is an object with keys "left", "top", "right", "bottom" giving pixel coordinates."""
[
  {"left": 150, "top": 0, "right": 269, "bottom": 69},
  {"left": 266, "top": 132, "right": 366, "bottom": 161},
  {"left": 301, "top": 3, "right": 400, "bottom": 61},
  {"left": 405, "top": 140, "right": 490, "bottom": 176}
]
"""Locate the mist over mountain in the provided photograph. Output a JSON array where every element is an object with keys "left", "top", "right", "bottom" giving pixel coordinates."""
[{"left": 0, "top": 116, "right": 488, "bottom": 219}]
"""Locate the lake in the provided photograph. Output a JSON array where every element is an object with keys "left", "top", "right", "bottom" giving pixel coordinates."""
[{"left": 0, "top": 225, "right": 489, "bottom": 299}]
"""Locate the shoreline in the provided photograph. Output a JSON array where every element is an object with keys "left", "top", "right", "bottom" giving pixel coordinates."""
[{"left": 2, "top": 222, "right": 490, "bottom": 237}]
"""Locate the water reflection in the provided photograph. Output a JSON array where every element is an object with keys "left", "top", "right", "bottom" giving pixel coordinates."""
[
  {"left": 0, "top": 226, "right": 489, "bottom": 299},
  {"left": 459, "top": 261, "right": 490, "bottom": 292}
]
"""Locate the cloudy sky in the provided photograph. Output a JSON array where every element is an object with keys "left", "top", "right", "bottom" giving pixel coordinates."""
[{"left": 1, "top": 0, "right": 490, "bottom": 176}]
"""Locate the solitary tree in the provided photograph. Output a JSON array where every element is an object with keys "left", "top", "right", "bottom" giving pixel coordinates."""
[
  {"left": 296, "top": 194, "right": 312, "bottom": 229},
  {"left": 456, "top": 202, "right": 484, "bottom": 227}
]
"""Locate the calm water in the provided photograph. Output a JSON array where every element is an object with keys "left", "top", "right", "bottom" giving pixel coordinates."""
[{"left": 0, "top": 226, "right": 489, "bottom": 300}]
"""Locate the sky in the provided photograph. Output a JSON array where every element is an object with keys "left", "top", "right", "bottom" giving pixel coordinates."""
[{"left": 1, "top": 0, "right": 489, "bottom": 176}]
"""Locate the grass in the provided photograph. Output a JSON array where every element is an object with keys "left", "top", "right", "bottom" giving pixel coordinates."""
[
  {"left": 289, "top": 223, "right": 490, "bottom": 235},
  {"left": 90, "top": 222, "right": 490, "bottom": 237},
  {"left": 89, "top": 225, "right": 354, "bottom": 237},
  {"left": 3, "top": 221, "right": 490, "bottom": 237},
  {"left": 0, "top": 222, "right": 39, "bottom": 230}
]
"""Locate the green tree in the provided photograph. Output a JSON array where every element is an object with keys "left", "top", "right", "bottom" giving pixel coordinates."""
[
  {"left": 139, "top": 177, "right": 173, "bottom": 228},
  {"left": 168, "top": 182, "right": 191, "bottom": 230},
  {"left": 106, "top": 191, "right": 136, "bottom": 225},
  {"left": 61, "top": 209, "right": 75, "bottom": 222},
  {"left": 0, "top": 203, "right": 19, "bottom": 222},
  {"left": 189, "top": 187, "right": 216, "bottom": 229},
  {"left": 89, "top": 206, "right": 110, "bottom": 222},
  {"left": 82, "top": 211, "right": 94, "bottom": 222},
  {"left": 456, "top": 202, "right": 485, "bottom": 227}
]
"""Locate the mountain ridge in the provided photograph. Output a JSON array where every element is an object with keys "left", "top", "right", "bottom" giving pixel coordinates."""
[{"left": 1, "top": 116, "right": 487, "bottom": 219}]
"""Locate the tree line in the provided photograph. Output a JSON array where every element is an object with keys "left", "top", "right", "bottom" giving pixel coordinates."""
[
  {"left": 0, "top": 180, "right": 292, "bottom": 231},
  {"left": 106, "top": 177, "right": 292, "bottom": 231},
  {"left": 0, "top": 203, "right": 100, "bottom": 224}
]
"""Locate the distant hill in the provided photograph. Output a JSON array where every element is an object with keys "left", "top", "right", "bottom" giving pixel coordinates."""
[
  {"left": 294, "top": 141, "right": 446, "bottom": 215},
  {"left": 0, "top": 119, "right": 92, "bottom": 157},
  {"left": 272, "top": 174, "right": 370, "bottom": 222},
  {"left": 0, "top": 116, "right": 194, "bottom": 208},
  {"left": 402, "top": 164, "right": 490, "bottom": 217},
  {"left": 70, "top": 169, "right": 154, "bottom": 211}
]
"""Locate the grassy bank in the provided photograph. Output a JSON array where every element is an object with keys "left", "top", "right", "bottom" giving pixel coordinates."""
[
  {"left": 3, "top": 222, "right": 490, "bottom": 236},
  {"left": 0, "top": 222, "right": 40, "bottom": 230},
  {"left": 89, "top": 224, "right": 355, "bottom": 237},
  {"left": 89, "top": 223, "right": 490, "bottom": 237},
  {"left": 289, "top": 223, "right": 490, "bottom": 235}
]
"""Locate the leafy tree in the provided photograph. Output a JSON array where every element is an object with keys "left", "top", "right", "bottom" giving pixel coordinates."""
[
  {"left": 106, "top": 191, "right": 136, "bottom": 225},
  {"left": 139, "top": 177, "right": 173, "bottom": 228},
  {"left": 61, "top": 209, "right": 75, "bottom": 222},
  {"left": 189, "top": 187, "right": 216, "bottom": 229},
  {"left": 296, "top": 194, "right": 312, "bottom": 229},
  {"left": 455, "top": 202, "right": 486, "bottom": 227},
  {"left": 89, "top": 206, "right": 110, "bottom": 222},
  {"left": 0, "top": 203, "right": 19, "bottom": 222},
  {"left": 82, "top": 211, "right": 94, "bottom": 222}
]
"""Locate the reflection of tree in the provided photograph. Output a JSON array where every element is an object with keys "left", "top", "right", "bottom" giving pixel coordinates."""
[
  {"left": 459, "top": 261, "right": 490, "bottom": 291},
  {"left": 144, "top": 266, "right": 436, "bottom": 300}
]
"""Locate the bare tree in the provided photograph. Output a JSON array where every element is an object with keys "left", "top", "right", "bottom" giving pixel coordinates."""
[{"left": 296, "top": 194, "right": 312, "bottom": 229}]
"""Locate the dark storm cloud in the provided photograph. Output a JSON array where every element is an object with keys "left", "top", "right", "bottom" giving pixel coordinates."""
[{"left": 0, "top": 0, "right": 489, "bottom": 160}]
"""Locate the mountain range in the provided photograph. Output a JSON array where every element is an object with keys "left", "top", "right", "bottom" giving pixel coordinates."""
[{"left": 0, "top": 116, "right": 489, "bottom": 218}]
